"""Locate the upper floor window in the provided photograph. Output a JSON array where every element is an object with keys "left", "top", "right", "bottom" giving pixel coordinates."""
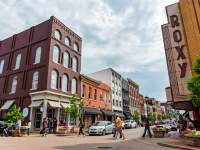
[
  {"left": 72, "top": 57, "right": 78, "bottom": 72},
  {"left": 119, "top": 101, "right": 122, "bottom": 107},
  {"left": 51, "top": 70, "right": 58, "bottom": 89},
  {"left": 0, "top": 59, "right": 5, "bottom": 74},
  {"left": 88, "top": 87, "right": 92, "bottom": 99},
  {"left": 74, "top": 43, "right": 79, "bottom": 51},
  {"left": 61, "top": 74, "right": 68, "bottom": 92},
  {"left": 63, "top": 52, "right": 69, "bottom": 68},
  {"left": 14, "top": 54, "right": 21, "bottom": 70},
  {"left": 94, "top": 89, "right": 97, "bottom": 100},
  {"left": 10, "top": 76, "right": 17, "bottom": 94},
  {"left": 54, "top": 30, "right": 61, "bottom": 40},
  {"left": 71, "top": 78, "right": 77, "bottom": 94},
  {"left": 34, "top": 47, "right": 42, "bottom": 64},
  {"left": 116, "top": 100, "right": 118, "bottom": 106},
  {"left": 65, "top": 37, "right": 71, "bottom": 46},
  {"left": 32, "top": 71, "right": 39, "bottom": 90},
  {"left": 82, "top": 85, "right": 85, "bottom": 97},
  {"left": 53, "top": 46, "right": 60, "bottom": 63},
  {"left": 113, "top": 99, "right": 115, "bottom": 106}
]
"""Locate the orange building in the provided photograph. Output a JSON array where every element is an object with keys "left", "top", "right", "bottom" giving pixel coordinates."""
[{"left": 81, "top": 75, "right": 112, "bottom": 127}]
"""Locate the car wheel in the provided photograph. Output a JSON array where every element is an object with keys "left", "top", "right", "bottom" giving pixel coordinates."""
[{"left": 102, "top": 130, "right": 106, "bottom": 136}]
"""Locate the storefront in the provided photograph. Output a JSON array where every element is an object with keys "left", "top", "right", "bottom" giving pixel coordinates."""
[{"left": 29, "top": 90, "right": 71, "bottom": 131}]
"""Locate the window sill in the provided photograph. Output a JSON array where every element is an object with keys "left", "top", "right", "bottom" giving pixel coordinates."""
[{"left": 30, "top": 88, "right": 37, "bottom": 91}]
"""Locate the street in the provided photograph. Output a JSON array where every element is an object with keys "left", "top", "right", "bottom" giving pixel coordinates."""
[{"left": 0, "top": 127, "right": 178, "bottom": 150}]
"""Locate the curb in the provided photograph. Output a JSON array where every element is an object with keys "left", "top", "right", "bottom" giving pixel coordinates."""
[{"left": 157, "top": 142, "right": 198, "bottom": 150}]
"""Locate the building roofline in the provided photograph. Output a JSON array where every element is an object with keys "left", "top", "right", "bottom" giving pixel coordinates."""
[
  {"left": 127, "top": 78, "right": 139, "bottom": 87},
  {"left": 81, "top": 74, "right": 101, "bottom": 85}
]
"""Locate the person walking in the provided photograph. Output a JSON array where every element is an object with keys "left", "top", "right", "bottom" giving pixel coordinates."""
[
  {"left": 78, "top": 119, "right": 85, "bottom": 136},
  {"left": 114, "top": 116, "right": 126, "bottom": 140},
  {"left": 142, "top": 117, "right": 152, "bottom": 138},
  {"left": 42, "top": 118, "right": 48, "bottom": 137},
  {"left": 27, "top": 120, "right": 31, "bottom": 136}
]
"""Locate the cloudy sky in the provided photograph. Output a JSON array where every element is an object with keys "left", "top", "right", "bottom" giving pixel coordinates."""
[{"left": 0, "top": 0, "right": 178, "bottom": 102}]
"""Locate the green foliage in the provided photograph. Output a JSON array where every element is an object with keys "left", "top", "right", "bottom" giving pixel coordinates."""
[
  {"left": 153, "top": 112, "right": 157, "bottom": 122},
  {"left": 187, "top": 57, "right": 200, "bottom": 108},
  {"left": 157, "top": 114, "right": 162, "bottom": 121},
  {"left": 132, "top": 111, "right": 140, "bottom": 122},
  {"left": 147, "top": 112, "right": 153, "bottom": 121},
  {"left": 4, "top": 105, "right": 23, "bottom": 124}
]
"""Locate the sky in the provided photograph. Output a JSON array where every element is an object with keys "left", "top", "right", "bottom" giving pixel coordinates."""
[{"left": 0, "top": 0, "right": 178, "bottom": 102}]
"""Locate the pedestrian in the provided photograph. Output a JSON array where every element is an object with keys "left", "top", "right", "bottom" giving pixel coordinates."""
[
  {"left": 27, "top": 120, "right": 31, "bottom": 136},
  {"left": 16, "top": 119, "right": 22, "bottom": 137},
  {"left": 42, "top": 118, "right": 48, "bottom": 137},
  {"left": 112, "top": 116, "right": 122, "bottom": 138},
  {"left": 53, "top": 117, "right": 57, "bottom": 134},
  {"left": 114, "top": 115, "right": 126, "bottom": 140},
  {"left": 142, "top": 117, "right": 152, "bottom": 138},
  {"left": 48, "top": 118, "right": 53, "bottom": 134},
  {"left": 78, "top": 119, "right": 85, "bottom": 136}
]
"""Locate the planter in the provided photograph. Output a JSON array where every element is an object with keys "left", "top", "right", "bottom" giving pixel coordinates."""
[
  {"left": 153, "top": 130, "right": 165, "bottom": 138},
  {"left": 57, "top": 126, "right": 68, "bottom": 135},
  {"left": 20, "top": 126, "right": 28, "bottom": 135},
  {"left": 183, "top": 136, "right": 200, "bottom": 147}
]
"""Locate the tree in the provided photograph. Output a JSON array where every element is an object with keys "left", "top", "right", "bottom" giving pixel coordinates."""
[
  {"left": 157, "top": 114, "right": 162, "bottom": 121},
  {"left": 4, "top": 105, "right": 23, "bottom": 124},
  {"left": 153, "top": 112, "right": 157, "bottom": 122},
  {"left": 147, "top": 112, "right": 153, "bottom": 122},
  {"left": 132, "top": 111, "right": 140, "bottom": 123},
  {"left": 187, "top": 57, "right": 200, "bottom": 108}
]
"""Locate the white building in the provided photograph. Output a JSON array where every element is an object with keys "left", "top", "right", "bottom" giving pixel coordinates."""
[{"left": 88, "top": 68, "right": 123, "bottom": 116}]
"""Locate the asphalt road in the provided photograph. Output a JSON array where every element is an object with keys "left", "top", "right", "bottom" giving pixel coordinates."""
[{"left": 0, "top": 127, "right": 178, "bottom": 150}]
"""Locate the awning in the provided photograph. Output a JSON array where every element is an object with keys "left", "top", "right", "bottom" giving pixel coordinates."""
[
  {"left": 48, "top": 101, "right": 61, "bottom": 108},
  {"left": 85, "top": 107, "right": 102, "bottom": 115},
  {"left": 101, "top": 110, "right": 114, "bottom": 116},
  {"left": 114, "top": 112, "right": 125, "bottom": 118},
  {"left": 29, "top": 101, "right": 43, "bottom": 107},
  {"left": 60, "top": 102, "right": 70, "bottom": 108},
  {"left": 0, "top": 100, "right": 15, "bottom": 110}
]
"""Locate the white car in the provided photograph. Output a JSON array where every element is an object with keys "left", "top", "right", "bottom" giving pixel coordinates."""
[
  {"left": 89, "top": 121, "right": 114, "bottom": 136},
  {"left": 124, "top": 120, "right": 137, "bottom": 129}
]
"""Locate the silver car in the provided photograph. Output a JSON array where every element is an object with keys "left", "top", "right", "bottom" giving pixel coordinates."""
[{"left": 89, "top": 121, "right": 114, "bottom": 136}]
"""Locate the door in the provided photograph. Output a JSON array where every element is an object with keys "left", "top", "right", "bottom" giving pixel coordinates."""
[{"left": 34, "top": 108, "right": 42, "bottom": 130}]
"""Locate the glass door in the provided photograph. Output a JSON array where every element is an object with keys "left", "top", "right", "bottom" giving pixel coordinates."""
[{"left": 34, "top": 108, "right": 42, "bottom": 130}]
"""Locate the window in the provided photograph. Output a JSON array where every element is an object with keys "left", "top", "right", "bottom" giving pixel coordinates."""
[
  {"left": 74, "top": 43, "right": 79, "bottom": 51},
  {"left": 82, "top": 85, "right": 85, "bottom": 97},
  {"left": 0, "top": 59, "right": 5, "bottom": 74},
  {"left": 54, "top": 30, "right": 61, "bottom": 40},
  {"left": 53, "top": 46, "right": 60, "bottom": 63},
  {"left": 14, "top": 54, "right": 21, "bottom": 70},
  {"left": 116, "top": 100, "right": 118, "bottom": 106},
  {"left": 72, "top": 57, "right": 78, "bottom": 72},
  {"left": 51, "top": 70, "right": 58, "bottom": 89},
  {"left": 88, "top": 87, "right": 92, "bottom": 99},
  {"left": 119, "top": 101, "right": 122, "bottom": 107},
  {"left": 65, "top": 37, "right": 71, "bottom": 46},
  {"left": 32, "top": 71, "right": 39, "bottom": 90},
  {"left": 63, "top": 52, "right": 69, "bottom": 68},
  {"left": 113, "top": 99, "right": 115, "bottom": 106},
  {"left": 10, "top": 76, "right": 17, "bottom": 94},
  {"left": 34, "top": 47, "right": 42, "bottom": 64},
  {"left": 94, "top": 89, "right": 97, "bottom": 100},
  {"left": 71, "top": 78, "right": 77, "bottom": 94},
  {"left": 61, "top": 74, "right": 68, "bottom": 92}
]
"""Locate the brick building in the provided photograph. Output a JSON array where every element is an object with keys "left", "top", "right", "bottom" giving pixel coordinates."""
[
  {"left": 81, "top": 75, "right": 112, "bottom": 127},
  {"left": 0, "top": 16, "right": 82, "bottom": 130}
]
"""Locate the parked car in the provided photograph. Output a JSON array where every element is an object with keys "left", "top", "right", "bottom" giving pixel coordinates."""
[
  {"left": 124, "top": 120, "right": 137, "bottom": 129},
  {"left": 89, "top": 121, "right": 114, "bottom": 136}
]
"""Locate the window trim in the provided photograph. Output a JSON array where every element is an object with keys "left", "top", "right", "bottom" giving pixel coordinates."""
[
  {"left": 51, "top": 70, "right": 58, "bottom": 90},
  {"left": 54, "top": 29, "right": 61, "bottom": 40},
  {"left": 31, "top": 71, "right": 39, "bottom": 90},
  {"left": 34, "top": 47, "right": 42, "bottom": 64},
  {"left": 10, "top": 76, "right": 18, "bottom": 94},
  {"left": 53, "top": 45, "right": 60, "bottom": 64},
  {"left": 0, "top": 59, "right": 5, "bottom": 74},
  {"left": 61, "top": 74, "right": 68, "bottom": 92},
  {"left": 14, "top": 54, "right": 21, "bottom": 70}
]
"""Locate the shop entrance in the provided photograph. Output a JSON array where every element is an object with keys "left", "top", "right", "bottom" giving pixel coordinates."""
[{"left": 34, "top": 108, "right": 42, "bottom": 130}]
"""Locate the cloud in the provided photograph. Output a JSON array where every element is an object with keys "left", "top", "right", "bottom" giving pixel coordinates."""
[{"left": 0, "top": 0, "right": 178, "bottom": 102}]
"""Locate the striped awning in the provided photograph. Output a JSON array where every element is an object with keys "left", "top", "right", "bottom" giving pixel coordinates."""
[{"left": 0, "top": 100, "right": 15, "bottom": 110}]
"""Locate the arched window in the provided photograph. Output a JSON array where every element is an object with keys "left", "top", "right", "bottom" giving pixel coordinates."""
[
  {"left": 53, "top": 46, "right": 60, "bottom": 63},
  {"left": 65, "top": 37, "right": 71, "bottom": 46},
  {"left": 51, "top": 70, "right": 58, "bottom": 89},
  {"left": 10, "top": 76, "right": 17, "bottom": 94},
  {"left": 54, "top": 30, "right": 61, "bottom": 40},
  {"left": 34, "top": 47, "right": 42, "bottom": 64},
  {"left": 32, "top": 71, "right": 39, "bottom": 90},
  {"left": 71, "top": 78, "right": 77, "bottom": 94},
  {"left": 0, "top": 59, "right": 5, "bottom": 74},
  {"left": 14, "top": 54, "right": 21, "bottom": 70},
  {"left": 63, "top": 51, "right": 69, "bottom": 68},
  {"left": 61, "top": 74, "right": 68, "bottom": 92},
  {"left": 72, "top": 57, "right": 78, "bottom": 72},
  {"left": 74, "top": 43, "right": 79, "bottom": 51}
]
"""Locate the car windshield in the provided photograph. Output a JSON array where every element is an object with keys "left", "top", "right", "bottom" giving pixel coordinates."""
[
  {"left": 125, "top": 120, "right": 131, "bottom": 123},
  {"left": 93, "top": 122, "right": 105, "bottom": 126}
]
